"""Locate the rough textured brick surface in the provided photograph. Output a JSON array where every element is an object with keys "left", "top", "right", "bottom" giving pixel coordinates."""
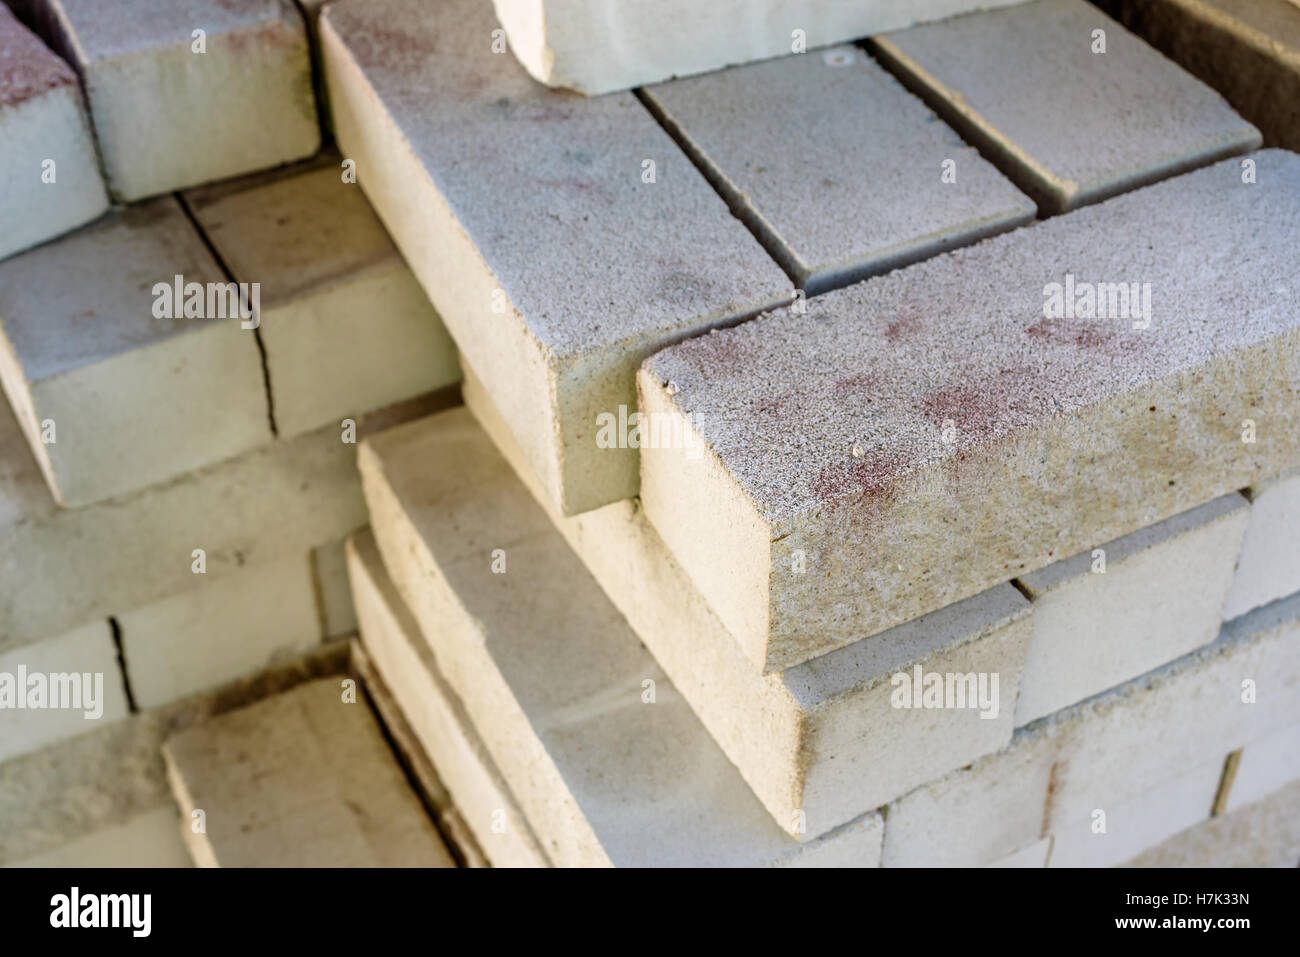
[
  {"left": 1126, "top": 777, "right": 1300, "bottom": 867},
  {"left": 347, "top": 531, "right": 549, "bottom": 868},
  {"left": 882, "top": 593, "right": 1300, "bottom": 866},
  {"left": 1014, "top": 493, "right": 1249, "bottom": 725},
  {"left": 0, "top": 199, "right": 271, "bottom": 507},
  {"left": 10, "top": 806, "right": 192, "bottom": 867},
  {"left": 321, "top": 0, "right": 791, "bottom": 515},
  {"left": 871, "top": 0, "right": 1260, "bottom": 213},
  {"left": 0, "top": 4, "right": 107, "bottom": 261},
  {"left": 117, "top": 553, "right": 321, "bottom": 709},
  {"left": 163, "top": 677, "right": 454, "bottom": 867},
  {"left": 640, "top": 151, "right": 1300, "bottom": 673},
  {"left": 0, "top": 620, "right": 128, "bottom": 763},
  {"left": 0, "top": 391, "right": 451, "bottom": 651},
  {"left": 490, "top": 0, "right": 1030, "bottom": 95},
  {"left": 640, "top": 46, "right": 1033, "bottom": 295},
  {"left": 465, "top": 365, "right": 1030, "bottom": 838},
  {"left": 185, "top": 163, "right": 460, "bottom": 437},
  {"left": 358, "top": 407, "right": 886, "bottom": 866},
  {"left": 22, "top": 0, "right": 319, "bottom": 200},
  {"left": 1097, "top": 0, "right": 1300, "bottom": 154},
  {"left": 1224, "top": 469, "right": 1300, "bottom": 619}
]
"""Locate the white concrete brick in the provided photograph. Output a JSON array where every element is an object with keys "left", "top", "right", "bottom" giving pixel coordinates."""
[
  {"left": 163, "top": 678, "right": 454, "bottom": 867},
  {"left": 0, "top": 199, "right": 271, "bottom": 506},
  {"left": 491, "top": 0, "right": 1030, "bottom": 95},
  {"left": 1225, "top": 719, "right": 1300, "bottom": 812},
  {"left": 464, "top": 365, "right": 1031, "bottom": 839},
  {"left": 8, "top": 806, "right": 192, "bottom": 868},
  {"left": 321, "top": 0, "right": 791, "bottom": 515},
  {"left": 347, "top": 531, "right": 552, "bottom": 868},
  {"left": 0, "top": 621, "right": 128, "bottom": 763},
  {"left": 0, "top": 392, "right": 427, "bottom": 651},
  {"left": 1224, "top": 469, "right": 1300, "bottom": 619},
  {"left": 185, "top": 164, "right": 460, "bottom": 437},
  {"left": 1126, "top": 777, "right": 1300, "bottom": 867},
  {"left": 640, "top": 150, "right": 1300, "bottom": 673},
  {"left": 1015, "top": 493, "right": 1250, "bottom": 725},
  {"left": 24, "top": 0, "right": 319, "bottom": 200},
  {"left": 640, "top": 46, "right": 1033, "bottom": 295},
  {"left": 0, "top": 5, "right": 107, "bottom": 262},
  {"left": 1047, "top": 757, "right": 1224, "bottom": 867},
  {"left": 987, "top": 836, "right": 1052, "bottom": 867},
  {"left": 871, "top": 0, "right": 1260, "bottom": 213},
  {"left": 117, "top": 552, "right": 321, "bottom": 709},
  {"left": 882, "top": 593, "right": 1300, "bottom": 866},
  {"left": 359, "top": 407, "right": 885, "bottom": 866}
]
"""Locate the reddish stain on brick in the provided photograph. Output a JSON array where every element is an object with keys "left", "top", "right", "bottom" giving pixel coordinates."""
[
  {"left": 812, "top": 448, "right": 912, "bottom": 505},
  {"left": 1026, "top": 317, "right": 1142, "bottom": 358},
  {"left": 832, "top": 370, "right": 880, "bottom": 400},
  {"left": 0, "top": 7, "right": 76, "bottom": 110}
]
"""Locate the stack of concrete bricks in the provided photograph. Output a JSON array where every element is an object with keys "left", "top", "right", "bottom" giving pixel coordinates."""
[
  {"left": 325, "top": 0, "right": 1300, "bottom": 867},
  {"left": 0, "top": 0, "right": 462, "bottom": 865},
  {"left": 3, "top": 0, "right": 1298, "bottom": 868}
]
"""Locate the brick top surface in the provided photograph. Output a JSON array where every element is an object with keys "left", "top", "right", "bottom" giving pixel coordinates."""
[
  {"left": 643, "top": 150, "right": 1300, "bottom": 522},
  {"left": 54, "top": 0, "right": 298, "bottom": 60},
  {"left": 0, "top": 4, "right": 75, "bottom": 109},
  {"left": 324, "top": 0, "right": 789, "bottom": 359},
  {"left": 1205, "top": 0, "right": 1300, "bottom": 49}
]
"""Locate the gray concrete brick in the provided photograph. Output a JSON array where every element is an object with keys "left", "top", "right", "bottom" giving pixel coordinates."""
[
  {"left": 0, "top": 4, "right": 107, "bottom": 261},
  {"left": 641, "top": 45, "right": 1034, "bottom": 295},
  {"left": 358, "top": 407, "right": 886, "bottom": 866},
  {"left": 871, "top": 0, "right": 1260, "bottom": 213},
  {"left": 0, "top": 199, "right": 272, "bottom": 507},
  {"left": 464, "top": 363, "right": 1031, "bottom": 839},
  {"left": 347, "top": 531, "right": 552, "bottom": 868},
  {"left": 1014, "top": 493, "right": 1249, "bottom": 725},
  {"left": 639, "top": 150, "right": 1300, "bottom": 673},
  {"left": 184, "top": 163, "right": 460, "bottom": 437},
  {"left": 882, "top": 592, "right": 1300, "bottom": 866},
  {"left": 21, "top": 0, "right": 319, "bottom": 200},
  {"left": 320, "top": 0, "right": 792, "bottom": 515},
  {"left": 1224, "top": 468, "right": 1300, "bottom": 619},
  {"left": 490, "top": 0, "right": 1031, "bottom": 95},
  {"left": 1097, "top": 0, "right": 1300, "bottom": 154},
  {"left": 164, "top": 677, "right": 454, "bottom": 867}
]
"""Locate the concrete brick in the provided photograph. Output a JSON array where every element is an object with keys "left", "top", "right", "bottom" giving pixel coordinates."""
[
  {"left": 641, "top": 47, "right": 1033, "bottom": 296},
  {"left": 882, "top": 593, "right": 1300, "bottom": 866},
  {"left": 0, "top": 199, "right": 271, "bottom": 507},
  {"left": 0, "top": 391, "right": 444, "bottom": 651},
  {"left": 464, "top": 365, "right": 1031, "bottom": 839},
  {"left": 1047, "top": 757, "right": 1224, "bottom": 867},
  {"left": 23, "top": 0, "right": 319, "bottom": 200},
  {"left": 1097, "top": 0, "right": 1300, "bottom": 154},
  {"left": 346, "top": 531, "right": 548, "bottom": 868},
  {"left": 321, "top": 0, "right": 791, "bottom": 515},
  {"left": 1015, "top": 493, "right": 1250, "bottom": 725},
  {"left": 0, "top": 620, "right": 128, "bottom": 763},
  {"left": 0, "top": 5, "right": 107, "bottom": 262},
  {"left": 1225, "top": 719, "right": 1300, "bottom": 812},
  {"left": 117, "top": 552, "right": 321, "bottom": 709},
  {"left": 490, "top": 0, "right": 1031, "bottom": 95},
  {"left": 9, "top": 806, "right": 192, "bottom": 868},
  {"left": 163, "top": 677, "right": 454, "bottom": 867},
  {"left": 1126, "top": 777, "right": 1300, "bottom": 867},
  {"left": 639, "top": 150, "right": 1300, "bottom": 673},
  {"left": 871, "top": 0, "right": 1260, "bottom": 214},
  {"left": 1224, "top": 469, "right": 1300, "bottom": 619},
  {"left": 313, "top": 538, "right": 359, "bottom": 640},
  {"left": 0, "top": 640, "right": 347, "bottom": 865},
  {"left": 987, "top": 837, "right": 1052, "bottom": 867},
  {"left": 185, "top": 164, "right": 460, "bottom": 437},
  {"left": 358, "top": 407, "right": 885, "bottom": 866}
]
